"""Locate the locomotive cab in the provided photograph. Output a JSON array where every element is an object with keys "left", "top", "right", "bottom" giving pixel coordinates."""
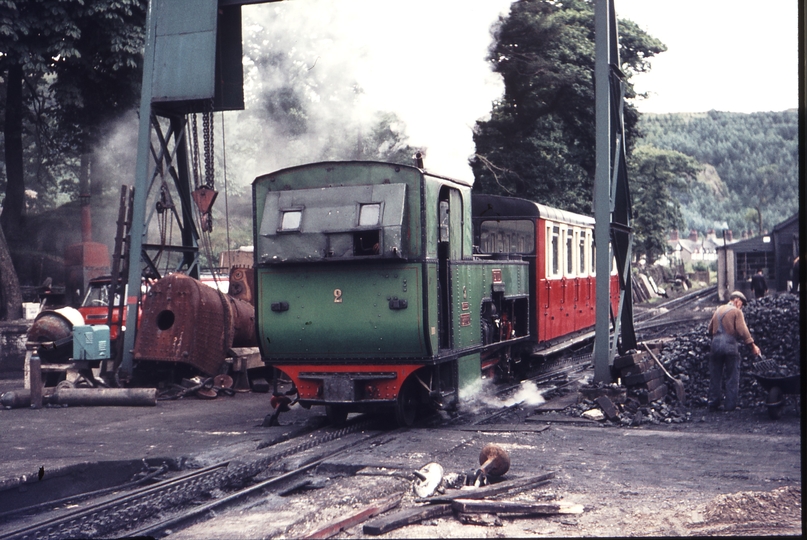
[
  {"left": 257, "top": 182, "right": 409, "bottom": 262},
  {"left": 253, "top": 162, "right": 530, "bottom": 425}
]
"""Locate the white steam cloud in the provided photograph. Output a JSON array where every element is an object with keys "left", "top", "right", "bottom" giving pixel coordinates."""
[{"left": 236, "top": 0, "right": 514, "bottom": 184}]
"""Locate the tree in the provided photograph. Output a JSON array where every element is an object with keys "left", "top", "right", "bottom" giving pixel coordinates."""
[
  {"left": 0, "top": 0, "right": 145, "bottom": 319},
  {"left": 0, "top": 0, "right": 81, "bottom": 318},
  {"left": 628, "top": 146, "right": 700, "bottom": 262},
  {"left": 0, "top": 0, "right": 83, "bottom": 239},
  {"left": 49, "top": 0, "right": 145, "bottom": 202},
  {"left": 639, "top": 111, "right": 799, "bottom": 234},
  {"left": 471, "top": 0, "right": 666, "bottom": 215}
]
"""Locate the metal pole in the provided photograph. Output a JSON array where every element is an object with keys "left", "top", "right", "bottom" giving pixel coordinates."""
[
  {"left": 120, "top": 0, "right": 158, "bottom": 378},
  {"left": 28, "top": 355, "right": 42, "bottom": 409},
  {"left": 594, "top": 0, "right": 612, "bottom": 383}
]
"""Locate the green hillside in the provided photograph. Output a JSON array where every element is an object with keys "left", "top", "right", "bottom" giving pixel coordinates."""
[{"left": 637, "top": 110, "right": 798, "bottom": 235}]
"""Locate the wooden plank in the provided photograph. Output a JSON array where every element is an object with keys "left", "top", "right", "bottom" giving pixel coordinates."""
[
  {"left": 304, "top": 493, "right": 403, "bottom": 539},
  {"left": 451, "top": 499, "right": 584, "bottom": 515},
  {"left": 619, "top": 358, "right": 654, "bottom": 377},
  {"left": 454, "top": 423, "right": 550, "bottom": 433},
  {"left": 362, "top": 504, "right": 452, "bottom": 536},
  {"left": 594, "top": 395, "right": 619, "bottom": 420},
  {"left": 526, "top": 413, "right": 599, "bottom": 425},
  {"left": 623, "top": 367, "right": 663, "bottom": 386},
  {"left": 422, "top": 472, "right": 555, "bottom": 504},
  {"left": 613, "top": 351, "right": 646, "bottom": 369}
]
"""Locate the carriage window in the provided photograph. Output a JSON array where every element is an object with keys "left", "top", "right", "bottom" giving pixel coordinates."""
[
  {"left": 358, "top": 203, "right": 381, "bottom": 226},
  {"left": 549, "top": 225, "right": 560, "bottom": 276},
  {"left": 565, "top": 228, "right": 574, "bottom": 276},
  {"left": 280, "top": 210, "right": 302, "bottom": 231},
  {"left": 479, "top": 220, "right": 534, "bottom": 254},
  {"left": 591, "top": 243, "right": 596, "bottom": 275},
  {"left": 579, "top": 230, "right": 587, "bottom": 275}
]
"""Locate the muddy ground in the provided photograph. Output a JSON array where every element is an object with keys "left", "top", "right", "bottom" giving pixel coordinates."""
[
  {"left": 168, "top": 392, "right": 801, "bottom": 539},
  {"left": 2, "top": 293, "right": 801, "bottom": 538}
]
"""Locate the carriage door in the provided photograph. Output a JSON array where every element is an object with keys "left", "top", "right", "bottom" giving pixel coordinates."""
[{"left": 438, "top": 187, "right": 462, "bottom": 350}]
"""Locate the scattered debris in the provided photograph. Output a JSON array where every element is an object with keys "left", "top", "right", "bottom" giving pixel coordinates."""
[
  {"left": 423, "top": 472, "right": 556, "bottom": 504},
  {"left": 594, "top": 395, "right": 619, "bottom": 420},
  {"left": 303, "top": 492, "right": 402, "bottom": 539},
  {"left": 363, "top": 503, "right": 452, "bottom": 536},
  {"left": 363, "top": 471, "right": 558, "bottom": 535},
  {"left": 279, "top": 477, "right": 330, "bottom": 497},
  {"left": 413, "top": 463, "right": 444, "bottom": 498},
  {"left": 473, "top": 443, "right": 510, "bottom": 487},
  {"left": 451, "top": 498, "right": 584, "bottom": 515}
]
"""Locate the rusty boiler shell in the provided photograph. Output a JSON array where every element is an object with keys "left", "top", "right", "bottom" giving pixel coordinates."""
[{"left": 133, "top": 273, "right": 256, "bottom": 375}]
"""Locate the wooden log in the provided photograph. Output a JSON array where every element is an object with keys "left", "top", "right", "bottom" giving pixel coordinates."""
[
  {"left": 451, "top": 499, "right": 584, "bottom": 515},
  {"left": 422, "top": 472, "right": 555, "bottom": 504},
  {"left": 305, "top": 493, "right": 402, "bottom": 539},
  {"left": 362, "top": 503, "right": 452, "bottom": 536}
]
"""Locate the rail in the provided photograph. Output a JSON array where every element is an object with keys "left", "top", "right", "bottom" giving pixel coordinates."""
[{"left": 0, "top": 419, "right": 379, "bottom": 540}]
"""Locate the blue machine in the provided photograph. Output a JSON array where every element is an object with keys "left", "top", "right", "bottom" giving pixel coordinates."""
[{"left": 73, "top": 325, "right": 111, "bottom": 361}]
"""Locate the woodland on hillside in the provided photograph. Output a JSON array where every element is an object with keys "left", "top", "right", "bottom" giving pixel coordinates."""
[{"left": 638, "top": 110, "right": 799, "bottom": 236}]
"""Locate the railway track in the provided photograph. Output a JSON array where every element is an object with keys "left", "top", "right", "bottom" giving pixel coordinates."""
[
  {"left": 635, "top": 284, "right": 717, "bottom": 325},
  {"left": 0, "top": 287, "right": 718, "bottom": 539},
  {"left": 461, "top": 286, "right": 718, "bottom": 426},
  {"left": 0, "top": 418, "right": 384, "bottom": 540}
]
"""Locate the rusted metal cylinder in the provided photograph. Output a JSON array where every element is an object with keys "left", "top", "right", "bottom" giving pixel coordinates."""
[
  {"left": 227, "top": 293, "right": 256, "bottom": 347},
  {"left": 133, "top": 273, "right": 257, "bottom": 375},
  {"left": 2, "top": 389, "right": 31, "bottom": 409},
  {"left": 49, "top": 388, "right": 157, "bottom": 407},
  {"left": 26, "top": 307, "right": 85, "bottom": 363},
  {"left": 227, "top": 266, "right": 254, "bottom": 305}
]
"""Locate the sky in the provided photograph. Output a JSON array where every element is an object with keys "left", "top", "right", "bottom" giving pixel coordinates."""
[
  {"left": 241, "top": 0, "right": 800, "bottom": 182},
  {"left": 616, "top": 0, "right": 799, "bottom": 114}
]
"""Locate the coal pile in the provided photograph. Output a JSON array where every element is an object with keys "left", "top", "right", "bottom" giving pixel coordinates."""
[{"left": 659, "top": 293, "right": 801, "bottom": 409}]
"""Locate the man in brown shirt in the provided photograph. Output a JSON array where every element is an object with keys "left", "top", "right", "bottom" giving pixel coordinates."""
[{"left": 706, "top": 291, "right": 761, "bottom": 411}]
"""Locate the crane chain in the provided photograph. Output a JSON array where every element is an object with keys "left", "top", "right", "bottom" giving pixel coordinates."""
[{"left": 202, "top": 107, "right": 214, "bottom": 189}]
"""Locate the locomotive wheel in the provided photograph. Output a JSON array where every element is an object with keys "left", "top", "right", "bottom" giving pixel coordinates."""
[
  {"left": 395, "top": 378, "right": 418, "bottom": 427},
  {"left": 326, "top": 404, "right": 348, "bottom": 426}
]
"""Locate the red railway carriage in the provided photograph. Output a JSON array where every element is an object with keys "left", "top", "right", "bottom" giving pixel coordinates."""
[{"left": 472, "top": 194, "right": 619, "bottom": 351}]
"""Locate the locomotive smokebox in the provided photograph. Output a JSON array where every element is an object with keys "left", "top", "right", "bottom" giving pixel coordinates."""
[{"left": 133, "top": 273, "right": 256, "bottom": 375}]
